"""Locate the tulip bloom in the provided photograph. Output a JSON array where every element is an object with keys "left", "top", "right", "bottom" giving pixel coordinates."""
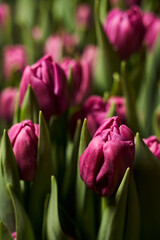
[
  {"left": 0, "top": 87, "right": 18, "bottom": 123},
  {"left": 143, "top": 136, "right": 160, "bottom": 160},
  {"left": 76, "top": 4, "right": 92, "bottom": 28},
  {"left": 0, "top": 3, "right": 10, "bottom": 28},
  {"left": 79, "top": 116, "right": 135, "bottom": 196},
  {"left": 8, "top": 120, "right": 39, "bottom": 181},
  {"left": 44, "top": 35, "right": 63, "bottom": 62},
  {"left": 61, "top": 57, "right": 91, "bottom": 106},
  {"left": 143, "top": 12, "right": 160, "bottom": 50},
  {"left": 106, "top": 96, "right": 126, "bottom": 124},
  {"left": 3, "top": 45, "right": 27, "bottom": 79},
  {"left": 11, "top": 232, "right": 17, "bottom": 240},
  {"left": 20, "top": 55, "right": 68, "bottom": 121},
  {"left": 104, "top": 6, "right": 145, "bottom": 59}
]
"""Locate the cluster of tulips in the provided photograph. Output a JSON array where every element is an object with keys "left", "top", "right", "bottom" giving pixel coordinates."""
[{"left": 0, "top": 0, "right": 160, "bottom": 239}]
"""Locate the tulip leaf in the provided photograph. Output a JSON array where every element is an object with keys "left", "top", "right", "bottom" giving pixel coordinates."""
[
  {"left": 29, "top": 111, "right": 54, "bottom": 239},
  {"left": 20, "top": 85, "right": 40, "bottom": 123},
  {"left": 62, "top": 119, "right": 81, "bottom": 201},
  {"left": 139, "top": 35, "right": 160, "bottom": 136},
  {"left": 42, "top": 194, "right": 50, "bottom": 240},
  {"left": 47, "top": 176, "right": 67, "bottom": 240},
  {"left": 0, "top": 130, "right": 20, "bottom": 198},
  {"left": 76, "top": 119, "right": 99, "bottom": 240},
  {"left": 0, "top": 157, "right": 16, "bottom": 233},
  {"left": 76, "top": 119, "right": 91, "bottom": 214},
  {"left": 120, "top": 62, "right": 139, "bottom": 133},
  {"left": 15, "top": 0, "right": 35, "bottom": 27},
  {"left": 0, "top": 221, "right": 14, "bottom": 240},
  {"left": 124, "top": 175, "right": 141, "bottom": 240},
  {"left": 7, "top": 184, "right": 35, "bottom": 240},
  {"left": 94, "top": 0, "right": 120, "bottom": 94},
  {"left": 97, "top": 168, "right": 130, "bottom": 240},
  {"left": 134, "top": 133, "right": 160, "bottom": 240}
]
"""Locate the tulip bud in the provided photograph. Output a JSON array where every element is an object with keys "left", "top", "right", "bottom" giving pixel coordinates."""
[
  {"left": 142, "top": 12, "right": 160, "bottom": 50},
  {"left": 106, "top": 96, "right": 126, "bottom": 124},
  {"left": 61, "top": 57, "right": 91, "bottom": 106},
  {"left": 104, "top": 6, "right": 145, "bottom": 59},
  {"left": 8, "top": 120, "right": 39, "bottom": 181},
  {"left": 11, "top": 232, "right": 17, "bottom": 240},
  {"left": 76, "top": 4, "right": 92, "bottom": 29},
  {"left": 20, "top": 55, "right": 68, "bottom": 121},
  {"left": 0, "top": 87, "right": 18, "bottom": 123},
  {"left": 44, "top": 35, "right": 63, "bottom": 62},
  {"left": 70, "top": 95, "right": 107, "bottom": 137},
  {"left": 143, "top": 136, "right": 160, "bottom": 160},
  {"left": 0, "top": 3, "right": 10, "bottom": 29},
  {"left": 3, "top": 45, "right": 27, "bottom": 80},
  {"left": 32, "top": 26, "right": 43, "bottom": 42},
  {"left": 79, "top": 116, "right": 135, "bottom": 196},
  {"left": 82, "top": 45, "right": 98, "bottom": 75}
]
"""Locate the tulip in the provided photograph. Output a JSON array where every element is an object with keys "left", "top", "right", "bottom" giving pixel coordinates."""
[
  {"left": 32, "top": 26, "right": 43, "bottom": 42},
  {"left": 61, "top": 57, "right": 91, "bottom": 106},
  {"left": 3, "top": 45, "right": 27, "bottom": 79},
  {"left": 70, "top": 95, "right": 107, "bottom": 137},
  {"left": 11, "top": 232, "right": 17, "bottom": 240},
  {"left": 143, "top": 136, "right": 160, "bottom": 160},
  {"left": 106, "top": 96, "right": 126, "bottom": 124},
  {"left": 0, "top": 3, "right": 10, "bottom": 29},
  {"left": 142, "top": 12, "right": 160, "bottom": 50},
  {"left": 20, "top": 55, "right": 68, "bottom": 121},
  {"left": 44, "top": 32, "right": 79, "bottom": 62},
  {"left": 79, "top": 116, "right": 135, "bottom": 196},
  {"left": 104, "top": 6, "right": 145, "bottom": 59},
  {"left": 44, "top": 35, "right": 63, "bottom": 62},
  {"left": 0, "top": 87, "right": 18, "bottom": 123},
  {"left": 76, "top": 4, "right": 92, "bottom": 28},
  {"left": 82, "top": 45, "right": 98, "bottom": 75},
  {"left": 8, "top": 120, "right": 39, "bottom": 181}
]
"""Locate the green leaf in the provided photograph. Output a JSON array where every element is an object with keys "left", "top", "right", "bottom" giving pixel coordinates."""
[
  {"left": 0, "top": 158, "right": 16, "bottom": 233},
  {"left": 94, "top": 0, "right": 120, "bottom": 94},
  {"left": 7, "top": 185, "right": 35, "bottom": 240},
  {"left": 97, "top": 168, "right": 130, "bottom": 240},
  {"left": 124, "top": 175, "right": 141, "bottom": 240},
  {"left": 120, "top": 62, "right": 139, "bottom": 133},
  {"left": 42, "top": 195, "right": 50, "bottom": 240},
  {"left": 134, "top": 133, "right": 160, "bottom": 239},
  {"left": 0, "top": 221, "right": 14, "bottom": 240},
  {"left": 20, "top": 85, "right": 40, "bottom": 123},
  {"left": 76, "top": 119, "right": 98, "bottom": 240},
  {"left": 62, "top": 119, "right": 81, "bottom": 200},
  {"left": 15, "top": 0, "right": 35, "bottom": 27},
  {"left": 0, "top": 130, "right": 20, "bottom": 198},
  {"left": 138, "top": 35, "right": 160, "bottom": 136},
  {"left": 29, "top": 112, "right": 54, "bottom": 238},
  {"left": 46, "top": 176, "right": 67, "bottom": 240}
]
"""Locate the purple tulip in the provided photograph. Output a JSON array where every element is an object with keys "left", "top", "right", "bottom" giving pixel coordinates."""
[
  {"left": 61, "top": 57, "right": 91, "bottom": 106},
  {"left": 44, "top": 35, "right": 63, "bottom": 62},
  {"left": 0, "top": 87, "right": 18, "bottom": 123},
  {"left": 76, "top": 4, "right": 92, "bottom": 28},
  {"left": 79, "top": 116, "right": 135, "bottom": 196},
  {"left": 44, "top": 32, "right": 79, "bottom": 62},
  {"left": 82, "top": 45, "right": 98, "bottom": 75},
  {"left": 70, "top": 95, "right": 107, "bottom": 137},
  {"left": 143, "top": 12, "right": 160, "bottom": 50},
  {"left": 104, "top": 6, "right": 145, "bottom": 59},
  {"left": 20, "top": 55, "right": 68, "bottom": 121},
  {"left": 3, "top": 45, "right": 27, "bottom": 79},
  {"left": 8, "top": 120, "right": 39, "bottom": 181},
  {"left": 143, "top": 136, "right": 160, "bottom": 160},
  {"left": 11, "top": 232, "right": 17, "bottom": 240},
  {"left": 0, "top": 3, "right": 10, "bottom": 29},
  {"left": 106, "top": 96, "right": 126, "bottom": 124}
]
